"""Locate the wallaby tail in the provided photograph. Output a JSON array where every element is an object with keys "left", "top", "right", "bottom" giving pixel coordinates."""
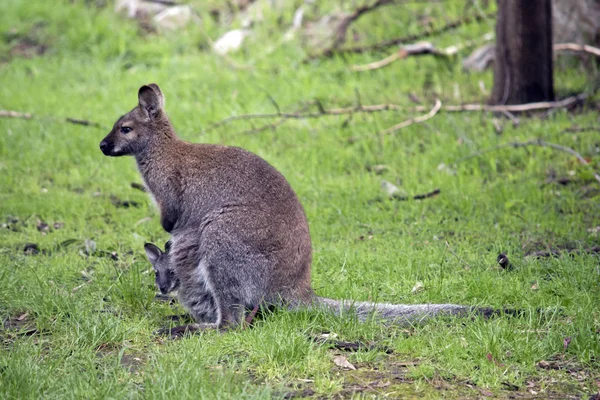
[{"left": 311, "top": 297, "right": 512, "bottom": 325}]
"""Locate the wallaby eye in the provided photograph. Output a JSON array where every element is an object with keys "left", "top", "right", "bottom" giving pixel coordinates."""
[{"left": 120, "top": 126, "right": 133, "bottom": 134}]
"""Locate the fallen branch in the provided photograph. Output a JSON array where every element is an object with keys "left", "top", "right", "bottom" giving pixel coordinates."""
[
  {"left": 453, "top": 139, "right": 600, "bottom": 185},
  {"left": 352, "top": 33, "right": 494, "bottom": 72},
  {"left": 313, "top": 11, "right": 495, "bottom": 59},
  {"left": 205, "top": 94, "right": 587, "bottom": 132},
  {"left": 331, "top": 0, "right": 396, "bottom": 50},
  {"left": 235, "top": 102, "right": 315, "bottom": 135},
  {"left": 370, "top": 188, "right": 440, "bottom": 203},
  {"left": 554, "top": 43, "right": 600, "bottom": 58},
  {"left": 0, "top": 110, "right": 103, "bottom": 129},
  {"left": 204, "top": 102, "right": 405, "bottom": 132},
  {"left": 527, "top": 246, "right": 600, "bottom": 258},
  {"left": 377, "top": 99, "right": 442, "bottom": 136}
]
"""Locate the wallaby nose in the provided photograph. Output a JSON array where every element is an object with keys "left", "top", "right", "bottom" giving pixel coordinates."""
[{"left": 99, "top": 140, "right": 110, "bottom": 155}]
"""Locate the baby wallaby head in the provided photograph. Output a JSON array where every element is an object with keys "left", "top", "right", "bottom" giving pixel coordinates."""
[
  {"left": 144, "top": 241, "right": 179, "bottom": 295},
  {"left": 100, "top": 84, "right": 172, "bottom": 157}
]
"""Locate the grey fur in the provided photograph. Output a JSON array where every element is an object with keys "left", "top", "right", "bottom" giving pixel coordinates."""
[
  {"left": 102, "top": 84, "right": 493, "bottom": 334},
  {"left": 144, "top": 242, "right": 180, "bottom": 295}
]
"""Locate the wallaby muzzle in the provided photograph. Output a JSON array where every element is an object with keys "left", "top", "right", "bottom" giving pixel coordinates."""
[{"left": 99, "top": 139, "right": 114, "bottom": 156}]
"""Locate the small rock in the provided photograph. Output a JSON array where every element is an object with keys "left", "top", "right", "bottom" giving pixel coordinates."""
[
  {"left": 153, "top": 5, "right": 193, "bottom": 30},
  {"left": 213, "top": 29, "right": 252, "bottom": 55}
]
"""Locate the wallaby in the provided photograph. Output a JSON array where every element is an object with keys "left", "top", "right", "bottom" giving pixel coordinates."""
[
  {"left": 100, "top": 84, "right": 499, "bottom": 336},
  {"left": 144, "top": 241, "right": 179, "bottom": 295}
]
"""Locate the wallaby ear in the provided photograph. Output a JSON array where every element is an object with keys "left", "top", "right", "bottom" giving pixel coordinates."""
[
  {"left": 138, "top": 84, "right": 165, "bottom": 120},
  {"left": 144, "top": 243, "right": 163, "bottom": 264}
]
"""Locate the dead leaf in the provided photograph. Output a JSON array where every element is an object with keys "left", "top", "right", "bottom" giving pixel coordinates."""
[
  {"left": 531, "top": 282, "right": 539, "bottom": 291},
  {"left": 411, "top": 281, "right": 424, "bottom": 294},
  {"left": 319, "top": 332, "right": 338, "bottom": 340},
  {"left": 17, "top": 313, "right": 29, "bottom": 321},
  {"left": 333, "top": 355, "right": 356, "bottom": 370}
]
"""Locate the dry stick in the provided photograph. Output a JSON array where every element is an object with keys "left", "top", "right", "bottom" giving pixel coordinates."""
[
  {"left": 0, "top": 109, "right": 103, "bottom": 128},
  {"left": 315, "top": 11, "right": 496, "bottom": 59},
  {"left": 445, "top": 241, "right": 471, "bottom": 269},
  {"left": 528, "top": 246, "right": 600, "bottom": 258},
  {"left": 236, "top": 103, "right": 314, "bottom": 135},
  {"left": 554, "top": 43, "right": 600, "bottom": 58},
  {"left": 0, "top": 110, "right": 33, "bottom": 119},
  {"left": 205, "top": 93, "right": 587, "bottom": 132},
  {"left": 204, "top": 103, "right": 405, "bottom": 132},
  {"left": 453, "top": 139, "right": 600, "bottom": 185},
  {"left": 352, "top": 33, "right": 494, "bottom": 72},
  {"left": 377, "top": 99, "right": 442, "bottom": 136},
  {"left": 371, "top": 188, "right": 441, "bottom": 203}
]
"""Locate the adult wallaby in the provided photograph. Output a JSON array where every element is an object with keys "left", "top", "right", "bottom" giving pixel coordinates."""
[{"left": 100, "top": 84, "right": 496, "bottom": 336}]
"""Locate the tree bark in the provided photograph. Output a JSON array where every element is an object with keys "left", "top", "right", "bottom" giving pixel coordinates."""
[{"left": 490, "top": 0, "right": 555, "bottom": 105}]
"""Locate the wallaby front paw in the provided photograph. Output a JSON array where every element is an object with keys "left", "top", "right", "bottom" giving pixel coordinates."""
[{"left": 154, "top": 325, "right": 191, "bottom": 339}]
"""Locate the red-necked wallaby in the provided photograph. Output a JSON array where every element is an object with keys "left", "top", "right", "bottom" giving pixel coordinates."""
[{"left": 101, "top": 84, "right": 497, "bottom": 336}]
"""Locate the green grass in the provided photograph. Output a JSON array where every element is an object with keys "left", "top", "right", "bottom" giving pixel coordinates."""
[{"left": 1, "top": 0, "right": 599, "bottom": 398}]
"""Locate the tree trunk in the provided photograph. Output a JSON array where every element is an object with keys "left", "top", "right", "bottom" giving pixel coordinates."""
[{"left": 490, "top": 0, "right": 555, "bottom": 105}]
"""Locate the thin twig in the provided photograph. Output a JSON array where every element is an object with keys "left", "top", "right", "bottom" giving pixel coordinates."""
[
  {"left": 453, "top": 139, "right": 600, "bottom": 185},
  {"left": 445, "top": 241, "right": 471, "bottom": 269},
  {"left": 0, "top": 110, "right": 104, "bottom": 129},
  {"left": 204, "top": 103, "right": 405, "bottom": 132},
  {"left": 0, "top": 110, "right": 33, "bottom": 119},
  {"left": 311, "top": 11, "right": 495, "bottom": 60},
  {"left": 205, "top": 94, "right": 587, "bottom": 132},
  {"left": 234, "top": 102, "right": 316, "bottom": 135},
  {"left": 377, "top": 99, "right": 442, "bottom": 136},
  {"left": 554, "top": 43, "right": 600, "bottom": 58}
]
